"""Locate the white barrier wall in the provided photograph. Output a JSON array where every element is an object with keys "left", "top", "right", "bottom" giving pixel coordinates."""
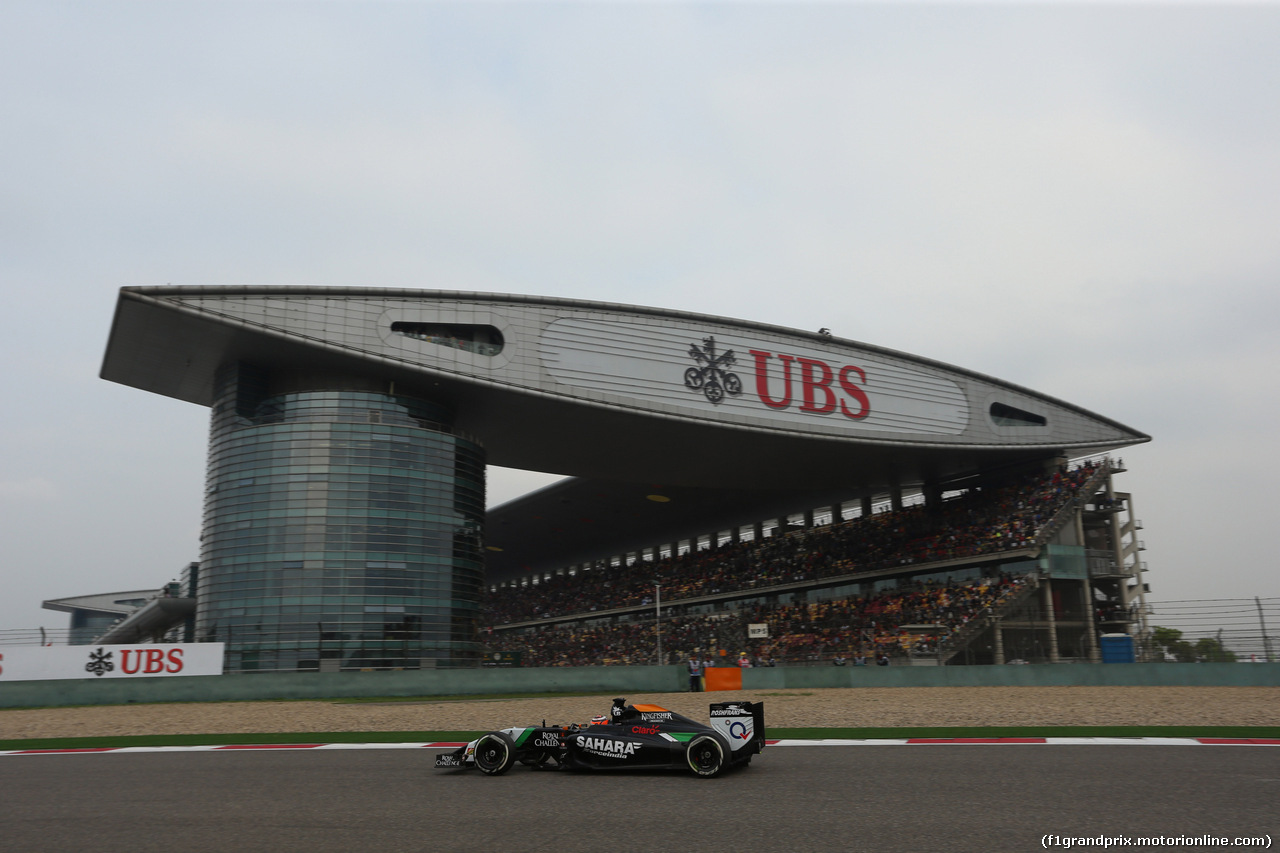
[{"left": 0, "top": 644, "right": 224, "bottom": 681}]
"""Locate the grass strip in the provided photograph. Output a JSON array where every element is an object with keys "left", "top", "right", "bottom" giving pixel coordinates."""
[
  {"left": 0, "top": 731, "right": 486, "bottom": 750},
  {"left": 4, "top": 725, "right": 1279, "bottom": 752}
]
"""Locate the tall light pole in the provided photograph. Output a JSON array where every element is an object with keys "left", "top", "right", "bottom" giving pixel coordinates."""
[
  {"left": 1258, "top": 596, "right": 1275, "bottom": 663},
  {"left": 655, "top": 583, "right": 662, "bottom": 666}
]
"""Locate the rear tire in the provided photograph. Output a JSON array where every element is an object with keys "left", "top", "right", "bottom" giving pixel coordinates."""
[
  {"left": 686, "top": 734, "right": 727, "bottom": 778},
  {"left": 474, "top": 732, "right": 515, "bottom": 776}
]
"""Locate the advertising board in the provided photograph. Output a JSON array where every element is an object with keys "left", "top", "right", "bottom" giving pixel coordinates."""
[{"left": 0, "top": 644, "right": 225, "bottom": 681}]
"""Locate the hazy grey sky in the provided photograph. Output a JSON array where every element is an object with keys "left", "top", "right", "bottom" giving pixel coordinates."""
[{"left": 3, "top": 1, "right": 1278, "bottom": 631}]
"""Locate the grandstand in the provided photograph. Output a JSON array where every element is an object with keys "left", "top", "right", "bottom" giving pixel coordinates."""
[{"left": 484, "top": 456, "right": 1151, "bottom": 666}]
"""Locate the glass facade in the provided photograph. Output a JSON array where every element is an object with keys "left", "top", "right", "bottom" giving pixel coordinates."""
[{"left": 196, "top": 364, "right": 486, "bottom": 672}]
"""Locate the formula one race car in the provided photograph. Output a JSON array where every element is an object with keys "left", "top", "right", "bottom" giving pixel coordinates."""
[{"left": 434, "top": 697, "right": 765, "bottom": 778}]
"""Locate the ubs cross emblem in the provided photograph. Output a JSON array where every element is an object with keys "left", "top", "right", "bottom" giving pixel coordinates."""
[
  {"left": 684, "top": 336, "right": 742, "bottom": 405},
  {"left": 85, "top": 647, "right": 114, "bottom": 677}
]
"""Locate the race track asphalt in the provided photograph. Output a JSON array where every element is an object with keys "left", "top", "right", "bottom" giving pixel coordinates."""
[{"left": 1, "top": 746, "right": 1275, "bottom": 852}]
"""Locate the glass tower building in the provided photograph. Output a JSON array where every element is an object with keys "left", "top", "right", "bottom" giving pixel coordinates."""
[{"left": 199, "top": 363, "right": 485, "bottom": 671}]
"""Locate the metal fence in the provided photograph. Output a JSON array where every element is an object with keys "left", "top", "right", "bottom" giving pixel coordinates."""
[
  {"left": 1142, "top": 597, "right": 1278, "bottom": 662},
  {"left": 8, "top": 596, "right": 1276, "bottom": 669}
]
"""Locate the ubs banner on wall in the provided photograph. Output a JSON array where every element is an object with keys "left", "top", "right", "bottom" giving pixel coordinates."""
[{"left": 0, "top": 644, "right": 225, "bottom": 681}]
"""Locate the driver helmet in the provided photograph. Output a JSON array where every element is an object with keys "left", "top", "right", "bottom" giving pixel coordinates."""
[{"left": 590, "top": 714, "right": 609, "bottom": 726}]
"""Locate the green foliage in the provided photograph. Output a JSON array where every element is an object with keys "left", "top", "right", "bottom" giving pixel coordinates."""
[
  {"left": 1194, "top": 637, "right": 1238, "bottom": 663},
  {"left": 1150, "top": 626, "right": 1237, "bottom": 663}
]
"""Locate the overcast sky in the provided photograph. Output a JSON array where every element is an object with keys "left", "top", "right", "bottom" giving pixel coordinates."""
[{"left": 3, "top": 1, "right": 1278, "bottom": 633}]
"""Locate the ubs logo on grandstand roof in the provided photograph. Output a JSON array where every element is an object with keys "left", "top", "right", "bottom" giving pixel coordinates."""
[
  {"left": 683, "top": 337, "right": 742, "bottom": 405},
  {"left": 682, "top": 335, "right": 871, "bottom": 420},
  {"left": 542, "top": 317, "right": 967, "bottom": 436}
]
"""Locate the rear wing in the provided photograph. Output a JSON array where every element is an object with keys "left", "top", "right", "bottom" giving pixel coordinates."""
[{"left": 709, "top": 700, "right": 765, "bottom": 756}]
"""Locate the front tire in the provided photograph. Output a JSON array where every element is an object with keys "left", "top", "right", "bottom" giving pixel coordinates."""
[
  {"left": 686, "top": 734, "right": 727, "bottom": 778},
  {"left": 474, "top": 732, "right": 515, "bottom": 776}
]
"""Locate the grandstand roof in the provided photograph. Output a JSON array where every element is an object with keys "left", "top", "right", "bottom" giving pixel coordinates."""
[
  {"left": 102, "top": 287, "right": 1148, "bottom": 582},
  {"left": 103, "top": 287, "right": 1148, "bottom": 492},
  {"left": 42, "top": 590, "right": 160, "bottom": 617}
]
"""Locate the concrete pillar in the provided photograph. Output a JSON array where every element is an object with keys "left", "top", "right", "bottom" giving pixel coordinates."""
[
  {"left": 860, "top": 496, "right": 873, "bottom": 517},
  {"left": 890, "top": 488, "right": 904, "bottom": 512},
  {"left": 993, "top": 616, "right": 1005, "bottom": 665},
  {"left": 803, "top": 508, "right": 815, "bottom": 529},
  {"left": 1042, "top": 580, "right": 1060, "bottom": 663},
  {"left": 752, "top": 521, "right": 764, "bottom": 542},
  {"left": 1083, "top": 579, "right": 1100, "bottom": 663},
  {"left": 1119, "top": 488, "right": 1151, "bottom": 637},
  {"left": 830, "top": 502, "right": 843, "bottom": 524}
]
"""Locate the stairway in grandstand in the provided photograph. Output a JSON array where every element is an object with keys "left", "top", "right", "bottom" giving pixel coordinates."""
[
  {"left": 920, "top": 461, "right": 1114, "bottom": 663},
  {"left": 914, "top": 462, "right": 1115, "bottom": 663},
  {"left": 1029, "top": 460, "right": 1112, "bottom": 550},
  {"left": 933, "top": 572, "right": 1044, "bottom": 665}
]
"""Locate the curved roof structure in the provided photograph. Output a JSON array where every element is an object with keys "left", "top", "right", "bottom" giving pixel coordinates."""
[
  {"left": 102, "top": 286, "right": 1147, "bottom": 493},
  {"left": 103, "top": 287, "right": 1148, "bottom": 583}
]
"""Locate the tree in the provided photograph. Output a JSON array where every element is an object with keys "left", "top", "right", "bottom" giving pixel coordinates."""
[
  {"left": 1194, "top": 636, "right": 1237, "bottom": 663},
  {"left": 1150, "top": 626, "right": 1196, "bottom": 662},
  {"left": 1150, "top": 626, "right": 1237, "bottom": 663}
]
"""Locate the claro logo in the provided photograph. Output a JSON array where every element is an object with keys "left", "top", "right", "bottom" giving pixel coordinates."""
[{"left": 748, "top": 349, "right": 870, "bottom": 420}]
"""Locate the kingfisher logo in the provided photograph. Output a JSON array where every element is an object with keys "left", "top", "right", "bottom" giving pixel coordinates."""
[{"left": 682, "top": 336, "right": 870, "bottom": 420}]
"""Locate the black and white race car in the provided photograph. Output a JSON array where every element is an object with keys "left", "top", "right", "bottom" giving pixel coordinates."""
[{"left": 434, "top": 697, "right": 765, "bottom": 778}]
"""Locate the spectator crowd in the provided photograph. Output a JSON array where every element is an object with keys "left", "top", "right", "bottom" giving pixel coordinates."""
[
  {"left": 485, "top": 575, "right": 1028, "bottom": 667},
  {"left": 483, "top": 460, "right": 1102, "bottom": 627}
]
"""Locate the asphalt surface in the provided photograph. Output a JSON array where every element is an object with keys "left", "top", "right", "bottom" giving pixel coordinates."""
[{"left": 1, "top": 746, "right": 1276, "bottom": 852}]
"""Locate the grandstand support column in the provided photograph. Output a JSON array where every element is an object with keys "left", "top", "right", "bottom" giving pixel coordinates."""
[
  {"left": 803, "top": 508, "right": 815, "bottom": 529},
  {"left": 860, "top": 496, "right": 873, "bottom": 517},
  {"left": 891, "top": 488, "right": 904, "bottom": 512},
  {"left": 1120, "top": 489, "right": 1152, "bottom": 638},
  {"left": 830, "top": 502, "right": 843, "bottom": 524},
  {"left": 993, "top": 616, "right": 1005, "bottom": 665},
  {"left": 752, "top": 522, "right": 764, "bottom": 542},
  {"left": 1042, "top": 581, "right": 1060, "bottom": 663},
  {"left": 1083, "top": 579, "right": 1100, "bottom": 662}
]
